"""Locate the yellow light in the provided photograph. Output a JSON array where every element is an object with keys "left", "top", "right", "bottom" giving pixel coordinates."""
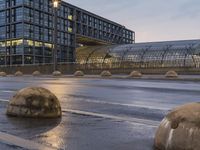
[
  {"left": 68, "top": 15, "right": 73, "bottom": 20},
  {"left": 44, "top": 43, "right": 52, "bottom": 48},
  {"left": 53, "top": 1, "right": 59, "bottom": 8},
  {"left": 68, "top": 27, "right": 73, "bottom": 33},
  {"left": 6, "top": 41, "right": 11, "bottom": 46}
]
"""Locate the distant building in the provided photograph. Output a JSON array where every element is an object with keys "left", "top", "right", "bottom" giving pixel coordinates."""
[{"left": 0, "top": 0, "right": 135, "bottom": 66}]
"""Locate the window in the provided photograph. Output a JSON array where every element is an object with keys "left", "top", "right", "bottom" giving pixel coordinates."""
[
  {"left": 0, "top": 11, "right": 5, "bottom": 25},
  {"left": 0, "top": 26, "right": 6, "bottom": 39},
  {"left": 0, "top": 0, "right": 5, "bottom": 9}
]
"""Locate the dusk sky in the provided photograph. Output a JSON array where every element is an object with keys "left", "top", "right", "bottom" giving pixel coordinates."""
[{"left": 66, "top": 0, "right": 200, "bottom": 42}]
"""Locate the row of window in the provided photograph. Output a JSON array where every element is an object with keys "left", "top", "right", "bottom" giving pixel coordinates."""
[
  {"left": 0, "top": 39, "right": 74, "bottom": 65},
  {"left": 0, "top": 0, "right": 23, "bottom": 9},
  {"left": 0, "top": 23, "right": 75, "bottom": 45},
  {"left": 0, "top": 0, "right": 134, "bottom": 44}
]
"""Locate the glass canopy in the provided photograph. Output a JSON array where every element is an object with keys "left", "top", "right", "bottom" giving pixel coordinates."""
[{"left": 76, "top": 40, "right": 200, "bottom": 69}]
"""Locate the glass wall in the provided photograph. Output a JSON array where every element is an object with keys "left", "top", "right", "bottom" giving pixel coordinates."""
[
  {"left": 76, "top": 40, "right": 200, "bottom": 69},
  {"left": 0, "top": 0, "right": 134, "bottom": 66}
]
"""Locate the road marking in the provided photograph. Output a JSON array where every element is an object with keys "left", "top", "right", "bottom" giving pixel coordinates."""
[
  {"left": 63, "top": 109, "right": 160, "bottom": 127},
  {"left": 0, "top": 98, "right": 160, "bottom": 126},
  {"left": 64, "top": 97, "right": 170, "bottom": 111},
  {"left": 0, "top": 90, "right": 15, "bottom": 93},
  {"left": 0, "top": 99, "right": 9, "bottom": 102},
  {"left": 0, "top": 90, "right": 16, "bottom": 93},
  {"left": 0, "top": 131, "right": 57, "bottom": 150}
]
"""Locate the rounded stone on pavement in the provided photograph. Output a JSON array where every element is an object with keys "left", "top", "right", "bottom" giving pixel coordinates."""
[
  {"left": 74, "top": 71, "right": 84, "bottom": 77},
  {"left": 15, "top": 71, "right": 23, "bottom": 76},
  {"left": 100, "top": 70, "right": 112, "bottom": 77},
  {"left": 165, "top": 70, "right": 178, "bottom": 78},
  {"left": 0, "top": 72, "right": 7, "bottom": 77},
  {"left": 129, "top": 71, "right": 142, "bottom": 78},
  {"left": 52, "top": 71, "right": 62, "bottom": 76},
  {"left": 154, "top": 102, "right": 200, "bottom": 150},
  {"left": 32, "top": 71, "right": 41, "bottom": 76},
  {"left": 6, "top": 87, "right": 62, "bottom": 118}
]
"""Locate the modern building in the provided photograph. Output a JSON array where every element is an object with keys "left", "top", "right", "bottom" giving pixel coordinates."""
[
  {"left": 76, "top": 40, "right": 200, "bottom": 69},
  {"left": 0, "top": 0, "right": 135, "bottom": 66}
]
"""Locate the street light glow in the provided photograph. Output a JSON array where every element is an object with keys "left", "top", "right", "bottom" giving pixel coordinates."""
[
  {"left": 53, "top": 1, "right": 59, "bottom": 8},
  {"left": 53, "top": 0, "right": 61, "bottom": 8}
]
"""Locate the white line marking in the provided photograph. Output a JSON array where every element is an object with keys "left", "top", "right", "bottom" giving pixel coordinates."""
[
  {"left": 0, "top": 99, "right": 160, "bottom": 127},
  {"left": 0, "top": 98, "right": 159, "bottom": 126},
  {"left": 0, "top": 99, "right": 9, "bottom": 102},
  {"left": 63, "top": 109, "right": 159, "bottom": 127},
  {"left": 0, "top": 90, "right": 15, "bottom": 93},
  {"left": 0, "top": 131, "right": 57, "bottom": 150},
  {"left": 64, "top": 97, "right": 170, "bottom": 111}
]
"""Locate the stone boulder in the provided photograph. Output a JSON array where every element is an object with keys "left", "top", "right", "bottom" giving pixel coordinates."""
[
  {"left": 129, "top": 71, "right": 142, "bottom": 78},
  {"left": 0, "top": 72, "right": 7, "bottom": 77},
  {"left": 100, "top": 70, "right": 112, "bottom": 77},
  {"left": 6, "top": 87, "right": 62, "bottom": 118},
  {"left": 32, "top": 71, "right": 41, "bottom": 76},
  {"left": 154, "top": 102, "right": 200, "bottom": 150},
  {"left": 165, "top": 70, "right": 178, "bottom": 78},
  {"left": 74, "top": 71, "right": 84, "bottom": 77},
  {"left": 15, "top": 71, "right": 23, "bottom": 76},
  {"left": 52, "top": 71, "right": 62, "bottom": 77}
]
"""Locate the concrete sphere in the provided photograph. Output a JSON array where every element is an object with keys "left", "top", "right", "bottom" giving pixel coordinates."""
[
  {"left": 52, "top": 71, "right": 62, "bottom": 76},
  {"left": 6, "top": 87, "right": 61, "bottom": 118},
  {"left": 165, "top": 70, "right": 178, "bottom": 78},
  {"left": 32, "top": 71, "right": 41, "bottom": 76},
  {"left": 0, "top": 72, "right": 7, "bottom": 77},
  {"left": 100, "top": 70, "right": 112, "bottom": 77},
  {"left": 74, "top": 71, "right": 84, "bottom": 77},
  {"left": 129, "top": 71, "right": 142, "bottom": 78},
  {"left": 154, "top": 102, "right": 200, "bottom": 150},
  {"left": 15, "top": 71, "right": 23, "bottom": 76}
]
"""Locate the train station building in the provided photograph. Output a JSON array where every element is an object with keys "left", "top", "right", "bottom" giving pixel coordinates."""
[{"left": 0, "top": 0, "right": 134, "bottom": 66}]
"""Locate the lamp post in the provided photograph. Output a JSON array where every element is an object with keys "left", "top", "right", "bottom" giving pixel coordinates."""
[{"left": 52, "top": 0, "right": 60, "bottom": 71}]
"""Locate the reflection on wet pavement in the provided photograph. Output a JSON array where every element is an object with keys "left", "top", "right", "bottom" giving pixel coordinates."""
[{"left": 0, "top": 77, "right": 200, "bottom": 150}]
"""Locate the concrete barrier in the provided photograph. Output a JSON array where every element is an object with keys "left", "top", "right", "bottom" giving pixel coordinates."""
[
  {"left": 6, "top": 87, "right": 62, "bottom": 118},
  {"left": 0, "top": 72, "right": 7, "bottom": 77},
  {"left": 32, "top": 71, "right": 41, "bottom": 76},
  {"left": 52, "top": 71, "right": 62, "bottom": 76},
  {"left": 100, "top": 70, "right": 112, "bottom": 77},
  {"left": 129, "top": 71, "right": 142, "bottom": 78},
  {"left": 165, "top": 70, "right": 178, "bottom": 78},
  {"left": 154, "top": 102, "right": 200, "bottom": 150},
  {"left": 74, "top": 70, "right": 84, "bottom": 77},
  {"left": 15, "top": 71, "right": 23, "bottom": 76}
]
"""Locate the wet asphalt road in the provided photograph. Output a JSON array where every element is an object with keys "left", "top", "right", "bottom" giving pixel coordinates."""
[{"left": 0, "top": 76, "right": 200, "bottom": 150}]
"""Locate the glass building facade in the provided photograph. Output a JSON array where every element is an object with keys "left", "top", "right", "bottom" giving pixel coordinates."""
[
  {"left": 76, "top": 40, "right": 200, "bottom": 69},
  {"left": 0, "top": 0, "right": 135, "bottom": 66}
]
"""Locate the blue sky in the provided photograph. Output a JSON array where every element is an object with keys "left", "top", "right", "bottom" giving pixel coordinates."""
[{"left": 66, "top": 0, "right": 200, "bottom": 42}]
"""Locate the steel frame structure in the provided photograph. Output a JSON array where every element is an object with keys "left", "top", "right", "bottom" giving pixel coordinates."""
[{"left": 76, "top": 40, "right": 200, "bottom": 69}]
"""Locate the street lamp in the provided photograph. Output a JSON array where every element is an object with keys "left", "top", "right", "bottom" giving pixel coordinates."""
[{"left": 52, "top": 0, "right": 60, "bottom": 71}]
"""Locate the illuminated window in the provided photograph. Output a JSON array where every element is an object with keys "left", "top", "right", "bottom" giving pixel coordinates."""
[
  {"left": 44, "top": 43, "right": 52, "bottom": 48},
  {"left": 6, "top": 41, "right": 11, "bottom": 46},
  {"left": 35, "top": 41, "right": 43, "bottom": 47},
  {"left": 68, "top": 15, "right": 73, "bottom": 20},
  {"left": 68, "top": 27, "right": 73, "bottom": 33},
  {"left": 12, "top": 39, "right": 23, "bottom": 46},
  {"left": 0, "top": 41, "right": 5, "bottom": 47},
  {"left": 24, "top": 40, "right": 34, "bottom": 46}
]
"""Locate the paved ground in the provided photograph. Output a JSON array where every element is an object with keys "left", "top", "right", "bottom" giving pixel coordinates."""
[{"left": 0, "top": 76, "right": 200, "bottom": 150}]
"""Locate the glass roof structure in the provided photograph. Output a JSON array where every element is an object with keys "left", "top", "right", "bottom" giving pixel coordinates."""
[{"left": 76, "top": 40, "right": 200, "bottom": 69}]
